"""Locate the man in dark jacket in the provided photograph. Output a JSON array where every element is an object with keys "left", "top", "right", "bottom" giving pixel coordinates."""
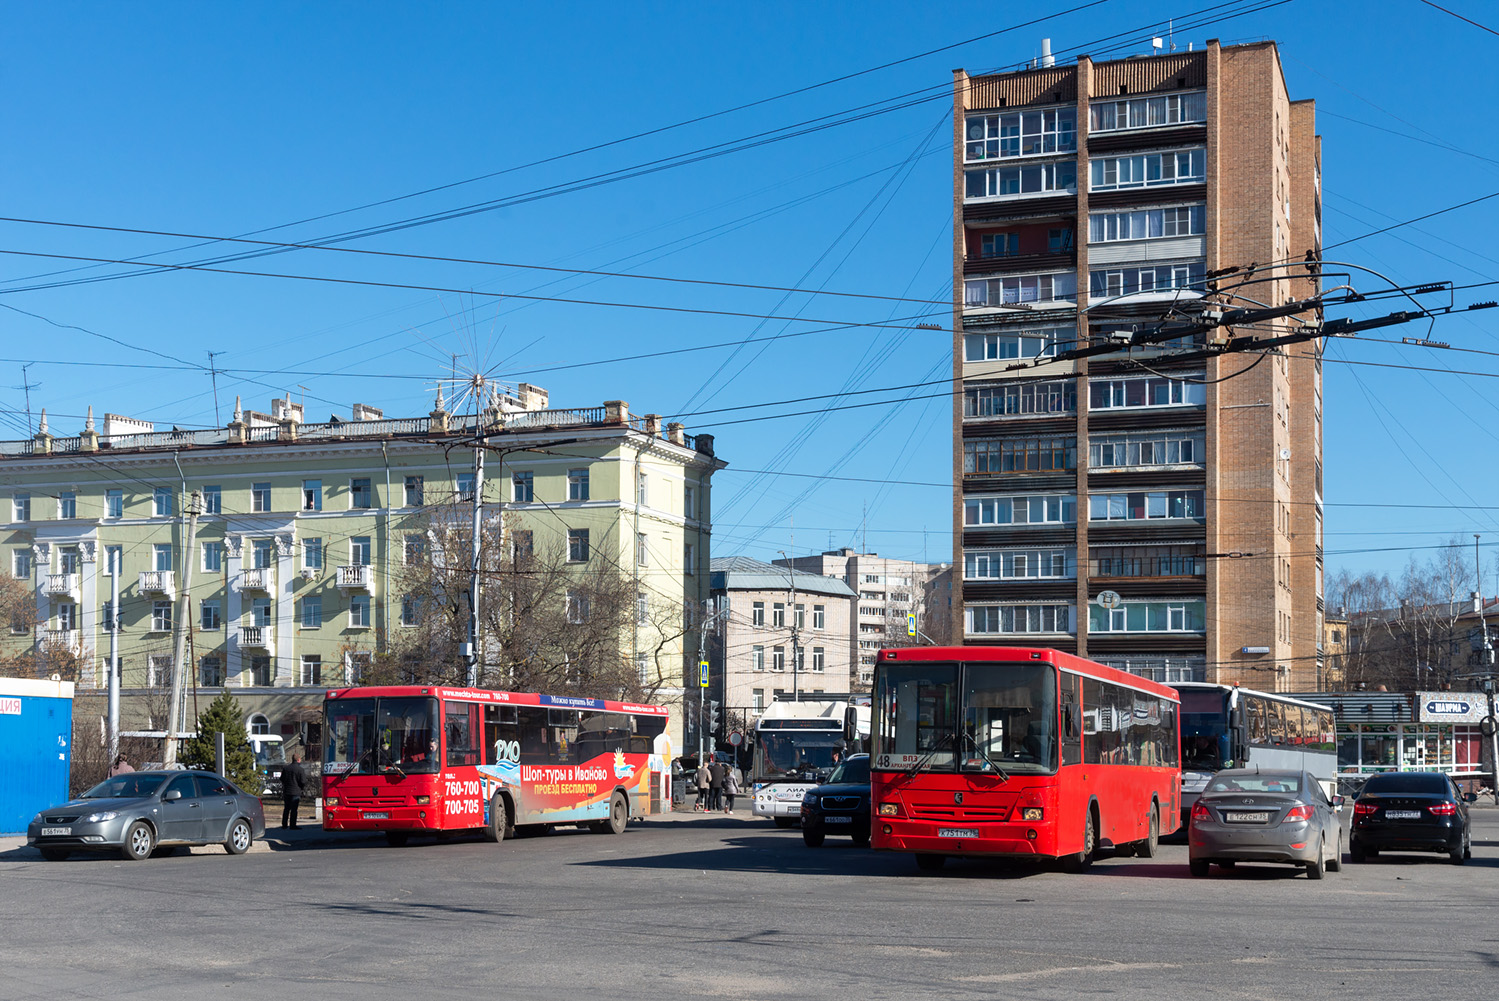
[
  {"left": 280, "top": 753, "right": 309, "bottom": 829},
  {"left": 708, "top": 759, "right": 726, "bottom": 812}
]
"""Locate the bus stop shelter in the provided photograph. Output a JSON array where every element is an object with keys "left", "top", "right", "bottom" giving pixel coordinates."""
[{"left": 0, "top": 677, "right": 75, "bottom": 835}]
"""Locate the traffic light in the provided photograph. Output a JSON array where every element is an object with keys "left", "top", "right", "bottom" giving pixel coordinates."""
[{"left": 708, "top": 700, "right": 721, "bottom": 735}]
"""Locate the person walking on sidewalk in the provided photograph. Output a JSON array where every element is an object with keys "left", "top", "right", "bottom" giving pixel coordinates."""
[
  {"left": 724, "top": 764, "right": 741, "bottom": 814},
  {"left": 695, "top": 759, "right": 712, "bottom": 812},
  {"left": 708, "top": 758, "right": 725, "bottom": 812},
  {"left": 280, "top": 753, "right": 309, "bottom": 829}
]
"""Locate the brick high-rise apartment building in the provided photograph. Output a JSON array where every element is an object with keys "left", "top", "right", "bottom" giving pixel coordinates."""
[{"left": 952, "top": 39, "right": 1322, "bottom": 690}]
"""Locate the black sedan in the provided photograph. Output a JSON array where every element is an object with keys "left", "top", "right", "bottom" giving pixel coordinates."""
[
  {"left": 1349, "top": 771, "right": 1473, "bottom": 864},
  {"left": 800, "top": 754, "right": 870, "bottom": 847},
  {"left": 27, "top": 770, "right": 266, "bottom": 861}
]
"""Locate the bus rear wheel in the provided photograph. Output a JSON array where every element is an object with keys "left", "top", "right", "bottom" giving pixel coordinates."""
[{"left": 603, "top": 792, "right": 629, "bottom": 835}]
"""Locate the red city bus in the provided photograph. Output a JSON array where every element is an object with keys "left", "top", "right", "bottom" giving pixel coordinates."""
[
  {"left": 322, "top": 686, "right": 672, "bottom": 845},
  {"left": 871, "top": 646, "right": 1180, "bottom": 870}
]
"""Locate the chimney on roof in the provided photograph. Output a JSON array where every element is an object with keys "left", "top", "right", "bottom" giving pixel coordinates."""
[{"left": 1041, "top": 38, "right": 1054, "bottom": 67}]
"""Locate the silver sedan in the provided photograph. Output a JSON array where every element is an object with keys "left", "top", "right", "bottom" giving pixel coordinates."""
[
  {"left": 27, "top": 770, "right": 266, "bottom": 861},
  {"left": 1188, "top": 768, "right": 1342, "bottom": 879}
]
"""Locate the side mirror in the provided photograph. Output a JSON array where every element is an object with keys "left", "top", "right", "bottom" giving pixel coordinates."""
[
  {"left": 164, "top": 789, "right": 182, "bottom": 802},
  {"left": 1332, "top": 795, "right": 1346, "bottom": 809},
  {"left": 1465, "top": 792, "right": 1479, "bottom": 803}
]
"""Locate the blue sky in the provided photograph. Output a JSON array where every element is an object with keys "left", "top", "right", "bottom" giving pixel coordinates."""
[{"left": 1, "top": 1, "right": 1496, "bottom": 581}]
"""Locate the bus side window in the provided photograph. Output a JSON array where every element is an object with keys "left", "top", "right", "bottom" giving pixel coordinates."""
[
  {"left": 1060, "top": 673, "right": 1082, "bottom": 766},
  {"left": 517, "top": 706, "right": 551, "bottom": 764},
  {"left": 485, "top": 705, "right": 519, "bottom": 765},
  {"left": 1246, "top": 697, "right": 1268, "bottom": 745},
  {"left": 1268, "top": 702, "right": 1288, "bottom": 745},
  {"left": 444, "top": 701, "right": 480, "bottom": 766}
]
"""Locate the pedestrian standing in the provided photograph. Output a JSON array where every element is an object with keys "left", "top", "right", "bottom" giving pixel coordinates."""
[
  {"left": 695, "top": 759, "right": 712, "bottom": 812},
  {"left": 109, "top": 753, "right": 134, "bottom": 777},
  {"left": 280, "top": 753, "right": 309, "bottom": 829},
  {"left": 708, "top": 758, "right": 725, "bottom": 812},
  {"left": 723, "top": 764, "right": 741, "bottom": 814}
]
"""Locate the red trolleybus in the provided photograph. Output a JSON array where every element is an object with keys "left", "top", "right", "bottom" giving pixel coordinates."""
[
  {"left": 322, "top": 686, "right": 671, "bottom": 846},
  {"left": 871, "top": 646, "right": 1180, "bottom": 871}
]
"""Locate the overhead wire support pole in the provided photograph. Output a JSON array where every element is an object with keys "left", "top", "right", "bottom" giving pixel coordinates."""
[{"left": 163, "top": 488, "right": 201, "bottom": 766}]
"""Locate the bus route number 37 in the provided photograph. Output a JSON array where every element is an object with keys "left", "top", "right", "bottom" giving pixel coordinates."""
[{"left": 444, "top": 779, "right": 483, "bottom": 816}]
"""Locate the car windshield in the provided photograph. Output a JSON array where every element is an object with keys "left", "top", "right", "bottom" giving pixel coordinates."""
[
  {"left": 1205, "top": 773, "right": 1302, "bottom": 795},
  {"left": 829, "top": 757, "right": 869, "bottom": 784},
  {"left": 82, "top": 774, "right": 169, "bottom": 799},
  {"left": 1362, "top": 773, "right": 1448, "bottom": 795}
]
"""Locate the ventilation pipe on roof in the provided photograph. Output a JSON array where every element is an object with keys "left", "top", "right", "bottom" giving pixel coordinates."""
[{"left": 1041, "top": 38, "right": 1054, "bottom": 67}]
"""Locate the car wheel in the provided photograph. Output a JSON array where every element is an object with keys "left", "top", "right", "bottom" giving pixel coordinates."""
[
  {"left": 773, "top": 817, "right": 798, "bottom": 829},
  {"left": 802, "top": 826, "right": 825, "bottom": 848},
  {"left": 915, "top": 853, "right": 946, "bottom": 871},
  {"left": 1189, "top": 857, "right": 1210, "bottom": 877},
  {"left": 385, "top": 831, "right": 410, "bottom": 847},
  {"left": 39, "top": 848, "right": 69, "bottom": 861},
  {"left": 1348, "top": 839, "right": 1366, "bottom": 863},
  {"left": 1450, "top": 832, "right": 1468, "bottom": 865},
  {"left": 1062, "top": 808, "right": 1097, "bottom": 872},
  {"left": 604, "top": 792, "right": 629, "bottom": 835},
  {"left": 224, "top": 818, "right": 254, "bottom": 855},
  {"left": 120, "top": 821, "right": 155, "bottom": 862},
  {"left": 1137, "top": 804, "right": 1160, "bottom": 859},
  {"left": 1306, "top": 837, "right": 1326, "bottom": 879}
]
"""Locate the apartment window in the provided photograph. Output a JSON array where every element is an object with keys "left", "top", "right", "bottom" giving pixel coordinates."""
[
  {"left": 104, "top": 545, "right": 122, "bottom": 575},
  {"left": 58, "top": 492, "right": 76, "bottom": 519},
  {"left": 637, "top": 592, "right": 649, "bottom": 626},
  {"left": 151, "top": 601, "right": 172, "bottom": 632},
  {"left": 1089, "top": 91, "right": 1206, "bottom": 132},
  {"left": 637, "top": 471, "right": 648, "bottom": 506},
  {"left": 772, "top": 602, "right": 786, "bottom": 628},
  {"left": 348, "top": 536, "right": 370, "bottom": 566},
  {"left": 200, "top": 656, "right": 225, "bottom": 688},
  {"left": 304, "top": 538, "right": 324, "bottom": 569},
  {"left": 512, "top": 530, "right": 534, "bottom": 562},
  {"left": 636, "top": 653, "right": 650, "bottom": 685},
  {"left": 567, "top": 468, "right": 590, "bottom": 501},
  {"left": 350, "top": 478, "right": 372, "bottom": 509},
  {"left": 753, "top": 689, "right": 765, "bottom": 713},
  {"left": 153, "top": 543, "right": 173, "bottom": 572},
  {"left": 794, "top": 604, "right": 806, "bottom": 630},
  {"left": 200, "top": 600, "right": 221, "bottom": 631},
  {"left": 567, "top": 528, "right": 590, "bottom": 563},
  {"left": 105, "top": 489, "right": 123, "bottom": 519},
  {"left": 350, "top": 594, "right": 371, "bottom": 628},
  {"left": 1088, "top": 599, "right": 1206, "bottom": 634},
  {"left": 404, "top": 535, "right": 424, "bottom": 564},
  {"left": 965, "top": 549, "right": 1073, "bottom": 580},
  {"left": 401, "top": 596, "right": 421, "bottom": 627},
  {"left": 1088, "top": 490, "right": 1205, "bottom": 521},
  {"left": 301, "top": 596, "right": 322, "bottom": 628},
  {"left": 981, "top": 232, "right": 1019, "bottom": 258},
  {"left": 966, "top": 604, "right": 1072, "bottom": 635},
  {"left": 752, "top": 601, "right": 765, "bottom": 626},
  {"left": 812, "top": 647, "right": 825, "bottom": 673},
  {"left": 684, "top": 484, "right": 696, "bottom": 520},
  {"left": 457, "top": 472, "right": 475, "bottom": 501},
  {"left": 251, "top": 597, "right": 271, "bottom": 627},
  {"left": 964, "top": 272, "right": 1076, "bottom": 307},
  {"left": 965, "top": 160, "right": 1077, "bottom": 199},
  {"left": 251, "top": 482, "right": 272, "bottom": 513},
  {"left": 60, "top": 548, "right": 81, "bottom": 574},
  {"left": 12, "top": 549, "right": 31, "bottom": 578},
  {"left": 566, "top": 591, "right": 590, "bottom": 624},
  {"left": 202, "top": 485, "right": 221, "bottom": 514},
  {"left": 962, "top": 325, "right": 1073, "bottom": 361},
  {"left": 1090, "top": 374, "right": 1206, "bottom": 409},
  {"left": 301, "top": 480, "right": 321, "bottom": 511},
  {"left": 152, "top": 488, "right": 173, "bottom": 517},
  {"left": 512, "top": 471, "right": 533, "bottom": 502},
  {"left": 1089, "top": 262, "right": 1206, "bottom": 298},
  {"left": 404, "top": 475, "right": 424, "bottom": 507},
  {"left": 1089, "top": 205, "right": 1205, "bottom": 243},
  {"left": 1095, "top": 655, "right": 1205, "bottom": 684},
  {"left": 635, "top": 532, "right": 649, "bottom": 566},
  {"left": 772, "top": 646, "right": 786, "bottom": 672},
  {"left": 250, "top": 658, "right": 272, "bottom": 687},
  {"left": 963, "top": 494, "right": 1077, "bottom": 527},
  {"left": 964, "top": 108, "right": 1077, "bottom": 160},
  {"left": 964, "top": 380, "right": 1076, "bottom": 418},
  {"left": 1089, "top": 431, "right": 1204, "bottom": 469},
  {"left": 684, "top": 542, "right": 695, "bottom": 575},
  {"left": 964, "top": 436, "right": 1076, "bottom": 475},
  {"left": 752, "top": 645, "right": 765, "bottom": 672},
  {"left": 300, "top": 655, "right": 322, "bottom": 686},
  {"left": 251, "top": 539, "right": 274, "bottom": 570},
  {"left": 813, "top": 605, "right": 825, "bottom": 630},
  {"left": 1089, "top": 149, "right": 1206, "bottom": 191},
  {"left": 55, "top": 603, "right": 77, "bottom": 631},
  {"left": 1048, "top": 227, "right": 1074, "bottom": 252},
  {"left": 202, "top": 542, "right": 223, "bottom": 573}
]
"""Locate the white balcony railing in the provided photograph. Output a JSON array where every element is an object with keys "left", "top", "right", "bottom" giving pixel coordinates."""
[
  {"left": 337, "top": 564, "right": 373, "bottom": 591},
  {"left": 45, "top": 629, "right": 81, "bottom": 653},
  {"left": 44, "top": 573, "right": 80, "bottom": 599},
  {"left": 239, "top": 567, "right": 275, "bottom": 592},
  {"left": 138, "top": 570, "right": 176, "bottom": 598},
  {"left": 239, "top": 625, "right": 272, "bottom": 651}
]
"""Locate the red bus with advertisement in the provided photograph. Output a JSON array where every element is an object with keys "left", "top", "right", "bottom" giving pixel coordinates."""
[
  {"left": 871, "top": 646, "right": 1180, "bottom": 870},
  {"left": 322, "top": 686, "right": 672, "bottom": 845}
]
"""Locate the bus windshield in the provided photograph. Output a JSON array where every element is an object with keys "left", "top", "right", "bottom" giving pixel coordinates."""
[
  {"left": 876, "top": 661, "right": 1058, "bottom": 773},
  {"left": 757, "top": 731, "right": 843, "bottom": 779},
  {"left": 324, "top": 696, "right": 440, "bottom": 775},
  {"left": 1179, "top": 688, "right": 1230, "bottom": 770}
]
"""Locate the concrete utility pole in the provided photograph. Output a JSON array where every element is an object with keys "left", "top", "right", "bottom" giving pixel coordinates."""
[
  {"left": 779, "top": 552, "right": 800, "bottom": 698},
  {"left": 107, "top": 546, "right": 120, "bottom": 766},
  {"left": 1479, "top": 536, "right": 1499, "bottom": 802},
  {"left": 163, "top": 490, "right": 201, "bottom": 766},
  {"left": 466, "top": 433, "right": 485, "bottom": 688}
]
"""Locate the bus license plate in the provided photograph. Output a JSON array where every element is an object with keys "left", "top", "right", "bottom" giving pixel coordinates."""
[
  {"left": 1225, "top": 812, "right": 1269, "bottom": 823},
  {"left": 1385, "top": 810, "right": 1421, "bottom": 820},
  {"left": 363, "top": 811, "right": 390, "bottom": 820},
  {"left": 939, "top": 828, "right": 978, "bottom": 838},
  {"left": 40, "top": 827, "right": 70, "bottom": 836}
]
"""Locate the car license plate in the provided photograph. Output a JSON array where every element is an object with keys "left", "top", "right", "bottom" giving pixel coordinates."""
[
  {"left": 40, "top": 827, "right": 70, "bottom": 837},
  {"left": 363, "top": 811, "right": 390, "bottom": 820},
  {"left": 1386, "top": 810, "right": 1421, "bottom": 820},
  {"left": 1225, "top": 812, "right": 1270, "bottom": 823},
  {"left": 939, "top": 827, "right": 978, "bottom": 838},
  {"left": 825, "top": 816, "right": 852, "bottom": 824}
]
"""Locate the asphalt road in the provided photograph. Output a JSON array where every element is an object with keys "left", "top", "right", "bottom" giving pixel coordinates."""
[{"left": 1, "top": 810, "right": 1495, "bottom": 1001}]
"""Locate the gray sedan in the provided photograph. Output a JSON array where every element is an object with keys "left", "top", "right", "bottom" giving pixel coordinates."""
[
  {"left": 1188, "top": 768, "right": 1342, "bottom": 879},
  {"left": 27, "top": 770, "right": 266, "bottom": 861}
]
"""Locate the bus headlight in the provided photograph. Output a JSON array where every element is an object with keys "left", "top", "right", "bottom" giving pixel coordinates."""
[
  {"left": 1021, "top": 807, "right": 1044, "bottom": 821},
  {"left": 878, "top": 803, "right": 900, "bottom": 817},
  {"left": 326, "top": 797, "right": 338, "bottom": 807},
  {"left": 415, "top": 795, "right": 430, "bottom": 805}
]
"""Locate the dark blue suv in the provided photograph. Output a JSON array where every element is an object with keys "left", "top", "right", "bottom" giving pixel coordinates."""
[{"left": 800, "top": 754, "right": 870, "bottom": 847}]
